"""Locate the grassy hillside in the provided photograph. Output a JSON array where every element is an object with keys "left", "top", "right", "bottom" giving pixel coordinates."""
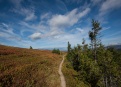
[{"left": 0, "top": 45, "right": 62, "bottom": 87}]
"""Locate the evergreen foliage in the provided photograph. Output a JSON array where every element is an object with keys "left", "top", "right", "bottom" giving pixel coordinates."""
[
  {"left": 89, "top": 19, "right": 102, "bottom": 62},
  {"left": 67, "top": 41, "right": 71, "bottom": 53},
  {"left": 66, "top": 19, "right": 121, "bottom": 87},
  {"left": 52, "top": 48, "right": 60, "bottom": 54},
  {"left": 30, "top": 46, "right": 33, "bottom": 49}
]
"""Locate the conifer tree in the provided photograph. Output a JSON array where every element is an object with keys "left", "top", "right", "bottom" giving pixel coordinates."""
[
  {"left": 89, "top": 19, "right": 102, "bottom": 62},
  {"left": 67, "top": 41, "right": 71, "bottom": 53},
  {"left": 30, "top": 46, "right": 33, "bottom": 49}
]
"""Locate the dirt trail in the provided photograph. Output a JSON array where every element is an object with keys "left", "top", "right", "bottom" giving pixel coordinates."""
[{"left": 58, "top": 55, "right": 66, "bottom": 87}]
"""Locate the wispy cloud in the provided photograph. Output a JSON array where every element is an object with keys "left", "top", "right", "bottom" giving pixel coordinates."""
[
  {"left": 56, "top": 0, "right": 68, "bottom": 13},
  {"left": 1, "top": 23, "right": 9, "bottom": 28},
  {"left": 29, "top": 32, "right": 41, "bottom": 40},
  {"left": 23, "top": 9, "right": 37, "bottom": 21},
  {"left": 99, "top": 0, "right": 121, "bottom": 16},
  {"left": 10, "top": 0, "right": 91, "bottom": 43},
  {"left": 49, "top": 8, "right": 90, "bottom": 30},
  {"left": 0, "top": 23, "right": 21, "bottom": 41},
  {"left": 102, "top": 36, "right": 121, "bottom": 46},
  {"left": 10, "top": 0, "right": 37, "bottom": 21},
  {"left": 101, "top": 27, "right": 110, "bottom": 32},
  {"left": 106, "top": 30, "right": 121, "bottom": 38},
  {"left": 1, "top": 0, "right": 121, "bottom": 48},
  {"left": 19, "top": 8, "right": 90, "bottom": 41},
  {"left": 41, "top": 13, "right": 51, "bottom": 20},
  {"left": 19, "top": 21, "right": 49, "bottom": 35},
  {"left": 91, "top": 0, "right": 102, "bottom": 6},
  {"left": 76, "top": 28, "right": 84, "bottom": 33}
]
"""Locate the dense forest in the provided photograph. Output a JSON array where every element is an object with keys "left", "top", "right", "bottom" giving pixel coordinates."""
[{"left": 66, "top": 19, "right": 121, "bottom": 87}]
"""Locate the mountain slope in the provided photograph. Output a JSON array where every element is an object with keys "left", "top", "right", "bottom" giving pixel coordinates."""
[{"left": 0, "top": 45, "right": 62, "bottom": 87}]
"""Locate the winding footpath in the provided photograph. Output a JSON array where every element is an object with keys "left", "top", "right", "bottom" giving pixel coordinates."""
[{"left": 58, "top": 55, "right": 66, "bottom": 87}]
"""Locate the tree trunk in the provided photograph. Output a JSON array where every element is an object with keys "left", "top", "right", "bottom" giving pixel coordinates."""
[
  {"left": 94, "top": 39, "right": 97, "bottom": 63},
  {"left": 109, "top": 75, "right": 113, "bottom": 87},
  {"left": 103, "top": 76, "right": 105, "bottom": 87},
  {"left": 106, "top": 76, "right": 108, "bottom": 87}
]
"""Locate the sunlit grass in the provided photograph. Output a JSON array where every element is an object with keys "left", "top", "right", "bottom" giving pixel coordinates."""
[{"left": 0, "top": 45, "right": 61, "bottom": 87}]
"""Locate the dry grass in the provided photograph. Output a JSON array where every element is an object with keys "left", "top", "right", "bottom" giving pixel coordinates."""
[{"left": 0, "top": 45, "right": 62, "bottom": 87}]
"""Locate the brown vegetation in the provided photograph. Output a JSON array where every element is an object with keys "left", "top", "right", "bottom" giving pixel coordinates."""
[{"left": 0, "top": 45, "right": 62, "bottom": 87}]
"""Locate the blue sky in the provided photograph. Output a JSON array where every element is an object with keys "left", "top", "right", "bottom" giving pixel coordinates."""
[{"left": 0, "top": 0, "right": 121, "bottom": 49}]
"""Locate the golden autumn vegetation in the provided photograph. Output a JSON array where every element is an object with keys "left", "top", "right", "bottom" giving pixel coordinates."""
[{"left": 0, "top": 45, "right": 62, "bottom": 87}]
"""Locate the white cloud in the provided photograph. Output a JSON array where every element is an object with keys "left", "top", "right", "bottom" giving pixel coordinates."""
[
  {"left": 25, "top": 13, "right": 36, "bottom": 21},
  {"left": 19, "top": 21, "right": 49, "bottom": 35},
  {"left": 21, "top": 9, "right": 37, "bottom": 21},
  {"left": 29, "top": 32, "right": 42, "bottom": 40},
  {"left": 100, "top": 0, "right": 121, "bottom": 15},
  {"left": 41, "top": 13, "right": 50, "bottom": 19},
  {"left": 0, "top": 23, "right": 21, "bottom": 41},
  {"left": 76, "top": 28, "right": 84, "bottom": 33},
  {"left": 20, "top": 8, "right": 91, "bottom": 43},
  {"left": 1, "top": 23, "right": 14, "bottom": 35},
  {"left": 106, "top": 30, "right": 121, "bottom": 37},
  {"left": 49, "top": 8, "right": 90, "bottom": 30},
  {"left": 101, "top": 27, "right": 110, "bottom": 32},
  {"left": 91, "top": 0, "right": 102, "bottom": 5},
  {"left": 102, "top": 36, "right": 121, "bottom": 46},
  {"left": 2, "top": 23, "right": 9, "bottom": 28},
  {"left": 10, "top": 0, "right": 37, "bottom": 21},
  {"left": 52, "top": 26, "right": 90, "bottom": 47}
]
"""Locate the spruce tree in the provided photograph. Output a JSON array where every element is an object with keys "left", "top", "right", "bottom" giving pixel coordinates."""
[
  {"left": 89, "top": 19, "right": 102, "bottom": 62},
  {"left": 30, "top": 46, "right": 33, "bottom": 49},
  {"left": 67, "top": 41, "right": 71, "bottom": 53}
]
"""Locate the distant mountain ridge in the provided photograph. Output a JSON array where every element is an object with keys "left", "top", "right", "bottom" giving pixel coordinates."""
[
  {"left": 107, "top": 44, "right": 121, "bottom": 50},
  {"left": 38, "top": 44, "right": 121, "bottom": 51},
  {"left": 38, "top": 47, "right": 67, "bottom": 51}
]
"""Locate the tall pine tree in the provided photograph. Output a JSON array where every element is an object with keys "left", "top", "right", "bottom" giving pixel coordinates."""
[{"left": 89, "top": 19, "right": 102, "bottom": 62}]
